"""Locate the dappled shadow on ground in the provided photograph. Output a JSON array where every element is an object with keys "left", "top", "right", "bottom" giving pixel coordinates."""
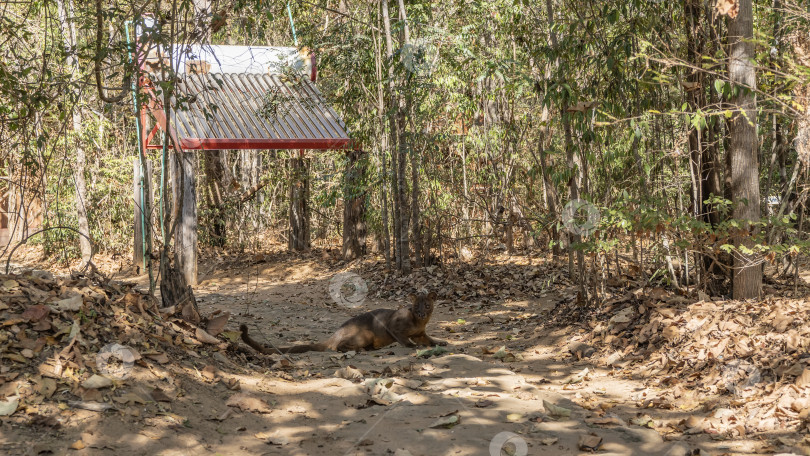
[{"left": 1, "top": 251, "right": 801, "bottom": 455}]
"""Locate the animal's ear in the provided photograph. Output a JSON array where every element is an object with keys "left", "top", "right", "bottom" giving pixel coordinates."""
[
  {"left": 427, "top": 292, "right": 437, "bottom": 301},
  {"left": 409, "top": 294, "right": 417, "bottom": 303}
]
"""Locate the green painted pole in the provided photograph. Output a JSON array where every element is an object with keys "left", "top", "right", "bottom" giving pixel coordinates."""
[
  {"left": 126, "top": 21, "right": 148, "bottom": 271},
  {"left": 160, "top": 131, "right": 166, "bottom": 245},
  {"left": 286, "top": 2, "right": 298, "bottom": 46}
]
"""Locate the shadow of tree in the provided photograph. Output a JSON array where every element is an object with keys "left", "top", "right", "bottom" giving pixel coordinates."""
[{"left": 0, "top": 253, "right": 797, "bottom": 456}]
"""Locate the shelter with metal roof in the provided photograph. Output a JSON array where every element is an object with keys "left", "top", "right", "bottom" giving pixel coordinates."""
[
  {"left": 139, "top": 44, "right": 352, "bottom": 152},
  {"left": 150, "top": 73, "right": 350, "bottom": 151},
  {"left": 133, "top": 39, "right": 357, "bottom": 286}
]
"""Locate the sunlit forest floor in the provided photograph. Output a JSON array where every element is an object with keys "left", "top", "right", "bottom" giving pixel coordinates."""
[{"left": 0, "top": 245, "right": 808, "bottom": 455}]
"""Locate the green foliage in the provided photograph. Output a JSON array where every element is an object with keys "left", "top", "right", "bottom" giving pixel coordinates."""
[{"left": 1, "top": 0, "right": 809, "bottom": 290}]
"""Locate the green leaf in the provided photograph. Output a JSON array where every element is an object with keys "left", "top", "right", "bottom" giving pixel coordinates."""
[{"left": 714, "top": 79, "right": 724, "bottom": 95}]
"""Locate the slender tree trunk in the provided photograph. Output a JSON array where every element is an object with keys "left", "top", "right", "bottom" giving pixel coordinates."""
[
  {"left": 727, "top": 0, "right": 762, "bottom": 299},
  {"left": 684, "top": 0, "right": 725, "bottom": 290},
  {"left": 203, "top": 150, "right": 228, "bottom": 247},
  {"left": 563, "top": 111, "right": 584, "bottom": 286},
  {"left": 56, "top": 0, "right": 92, "bottom": 265},
  {"left": 396, "top": 0, "right": 411, "bottom": 274},
  {"left": 74, "top": 112, "right": 92, "bottom": 265},
  {"left": 342, "top": 150, "right": 366, "bottom": 260},
  {"left": 543, "top": 0, "right": 568, "bottom": 261},
  {"left": 381, "top": 0, "right": 402, "bottom": 271},
  {"left": 461, "top": 137, "right": 471, "bottom": 237},
  {"left": 374, "top": 17, "right": 391, "bottom": 269},
  {"left": 288, "top": 154, "right": 310, "bottom": 251},
  {"left": 411, "top": 128, "right": 422, "bottom": 268},
  {"left": 537, "top": 123, "right": 562, "bottom": 256}
]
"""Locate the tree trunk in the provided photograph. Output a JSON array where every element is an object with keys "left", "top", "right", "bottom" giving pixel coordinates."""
[
  {"left": 74, "top": 113, "right": 92, "bottom": 265},
  {"left": 684, "top": 0, "right": 726, "bottom": 291},
  {"left": 133, "top": 159, "right": 154, "bottom": 268},
  {"left": 342, "top": 149, "right": 366, "bottom": 260},
  {"left": 172, "top": 151, "right": 198, "bottom": 286},
  {"left": 374, "top": 15, "right": 392, "bottom": 269},
  {"left": 411, "top": 140, "right": 422, "bottom": 268},
  {"left": 396, "top": 0, "right": 411, "bottom": 274},
  {"left": 203, "top": 150, "right": 228, "bottom": 247},
  {"left": 56, "top": 0, "right": 92, "bottom": 265},
  {"left": 727, "top": 0, "right": 762, "bottom": 299},
  {"left": 538, "top": 135, "right": 561, "bottom": 256},
  {"left": 563, "top": 109, "right": 584, "bottom": 286},
  {"left": 382, "top": 0, "right": 405, "bottom": 271},
  {"left": 288, "top": 154, "right": 310, "bottom": 251},
  {"left": 543, "top": 0, "right": 565, "bottom": 259}
]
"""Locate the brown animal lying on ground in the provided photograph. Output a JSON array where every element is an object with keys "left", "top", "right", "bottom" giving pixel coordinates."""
[{"left": 240, "top": 292, "right": 446, "bottom": 354}]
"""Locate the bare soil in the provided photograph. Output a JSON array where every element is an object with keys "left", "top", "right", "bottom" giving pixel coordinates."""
[{"left": 0, "top": 246, "right": 804, "bottom": 456}]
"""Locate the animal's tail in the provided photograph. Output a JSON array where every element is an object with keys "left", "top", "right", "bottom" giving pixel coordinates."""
[
  {"left": 240, "top": 324, "right": 327, "bottom": 354},
  {"left": 282, "top": 343, "right": 328, "bottom": 353}
]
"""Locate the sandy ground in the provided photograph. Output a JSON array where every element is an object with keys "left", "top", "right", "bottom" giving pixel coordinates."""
[{"left": 0, "top": 248, "right": 794, "bottom": 456}]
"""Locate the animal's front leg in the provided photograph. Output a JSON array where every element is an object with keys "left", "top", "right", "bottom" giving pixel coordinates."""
[
  {"left": 391, "top": 332, "right": 416, "bottom": 348},
  {"left": 412, "top": 333, "right": 447, "bottom": 347}
]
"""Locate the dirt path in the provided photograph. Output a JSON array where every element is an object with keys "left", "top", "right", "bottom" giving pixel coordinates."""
[{"left": 0, "top": 252, "right": 783, "bottom": 455}]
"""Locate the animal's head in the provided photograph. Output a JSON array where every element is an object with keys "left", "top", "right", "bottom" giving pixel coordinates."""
[{"left": 410, "top": 292, "right": 437, "bottom": 319}]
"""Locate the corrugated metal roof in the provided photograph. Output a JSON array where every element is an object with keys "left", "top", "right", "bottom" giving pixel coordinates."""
[
  {"left": 142, "top": 44, "right": 306, "bottom": 75},
  {"left": 145, "top": 73, "right": 351, "bottom": 150}
]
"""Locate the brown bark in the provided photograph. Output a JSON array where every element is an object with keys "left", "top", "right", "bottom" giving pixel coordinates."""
[
  {"left": 288, "top": 155, "right": 310, "bottom": 252},
  {"left": 342, "top": 150, "right": 367, "bottom": 260},
  {"left": 381, "top": 0, "right": 399, "bottom": 269},
  {"left": 727, "top": 0, "right": 762, "bottom": 299},
  {"left": 56, "top": 0, "right": 92, "bottom": 265},
  {"left": 203, "top": 150, "right": 229, "bottom": 247},
  {"left": 373, "top": 14, "right": 392, "bottom": 269},
  {"left": 396, "top": 0, "right": 411, "bottom": 274},
  {"left": 171, "top": 151, "right": 198, "bottom": 286}
]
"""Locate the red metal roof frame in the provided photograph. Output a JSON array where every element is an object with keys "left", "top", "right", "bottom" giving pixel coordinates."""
[{"left": 140, "top": 62, "right": 353, "bottom": 151}]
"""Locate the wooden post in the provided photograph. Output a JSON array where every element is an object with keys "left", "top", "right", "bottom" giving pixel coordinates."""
[
  {"left": 288, "top": 151, "right": 310, "bottom": 251},
  {"left": 133, "top": 158, "right": 153, "bottom": 267},
  {"left": 172, "top": 151, "right": 198, "bottom": 286},
  {"left": 342, "top": 149, "right": 366, "bottom": 260}
]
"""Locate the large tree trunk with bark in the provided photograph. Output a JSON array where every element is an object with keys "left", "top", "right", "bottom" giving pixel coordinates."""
[
  {"left": 727, "top": 0, "right": 762, "bottom": 299},
  {"left": 171, "top": 151, "right": 198, "bottom": 286}
]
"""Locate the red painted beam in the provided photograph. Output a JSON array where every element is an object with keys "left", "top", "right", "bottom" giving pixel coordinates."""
[
  {"left": 145, "top": 123, "right": 160, "bottom": 148},
  {"left": 179, "top": 138, "right": 353, "bottom": 150}
]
